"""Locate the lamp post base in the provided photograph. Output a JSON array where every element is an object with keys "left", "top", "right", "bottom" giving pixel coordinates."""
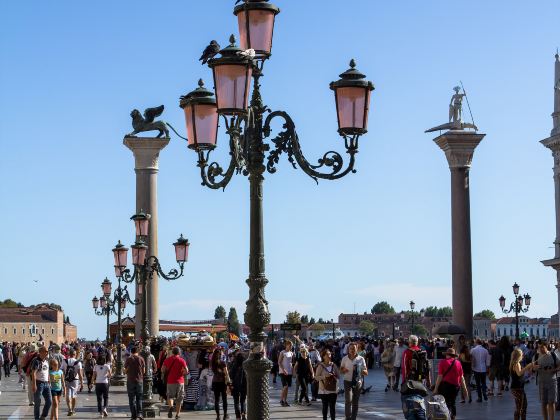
[
  {"left": 244, "top": 354, "right": 273, "bottom": 420},
  {"left": 110, "top": 374, "right": 126, "bottom": 386},
  {"left": 142, "top": 404, "right": 159, "bottom": 418}
]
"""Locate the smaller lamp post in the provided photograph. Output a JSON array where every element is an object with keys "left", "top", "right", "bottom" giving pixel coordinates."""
[
  {"left": 401, "top": 302, "right": 424, "bottom": 336},
  {"left": 92, "top": 277, "right": 120, "bottom": 343},
  {"left": 499, "top": 282, "right": 531, "bottom": 339}
]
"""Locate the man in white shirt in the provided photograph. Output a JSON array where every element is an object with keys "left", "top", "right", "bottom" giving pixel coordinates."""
[
  {"left": 470, "top": 339, "right": 490, "bottom": 402},
  {"left": 31, "top": 346, "right": 51, "bottom": 420},
  {"left": 393, "top": 338, "right": 407, "bottom": 391},
  {"left": 62, "top": 348, "right": 83, "bottom": 416},
  {"left": 277, "top": 340, "right": 294, "bottom": 407},
  {"left": 340, "top": 342, "right": 368, "bottom": 420}
]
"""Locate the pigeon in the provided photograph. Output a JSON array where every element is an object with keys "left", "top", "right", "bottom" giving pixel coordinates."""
[
  {"left": 237, "top": 48, "right": 256, "bottom": 59},
  {"left": 200, "top": 40, "right": 220, "bottom": 65}
]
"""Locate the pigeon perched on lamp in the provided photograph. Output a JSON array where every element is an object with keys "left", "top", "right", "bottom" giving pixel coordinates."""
[{"left": 199, "top": 40, "right": 221, "bottom": 65}]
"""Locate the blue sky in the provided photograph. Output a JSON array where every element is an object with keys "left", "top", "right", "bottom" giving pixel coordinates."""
[{"left": 0, "top": 0, "right": 558, "bottom": 340}]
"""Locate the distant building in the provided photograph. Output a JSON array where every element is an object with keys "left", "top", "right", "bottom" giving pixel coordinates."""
[
  {"left": 495, "top": 316, "right": 550, "bottom": 339},
  {"left": 473, "top": 317, "right": 494, "bottom": 340},
  {"left": 0, "top": 304, "right": 76, "bottom": 343}
]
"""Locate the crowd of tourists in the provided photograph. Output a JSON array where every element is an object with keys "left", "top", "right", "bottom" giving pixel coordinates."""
[{"left": 2, "top": 333, "right": 560, "bottom": 420}]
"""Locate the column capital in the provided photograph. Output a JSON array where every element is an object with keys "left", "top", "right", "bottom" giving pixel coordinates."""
[
  {"left": 433, "top": 130, "right": 486, "bottom": 169},
  {"left": 123, "top": 136, "right": 170, "bottom": 170}
]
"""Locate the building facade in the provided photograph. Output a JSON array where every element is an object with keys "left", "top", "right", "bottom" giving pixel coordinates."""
[
  {"left": 0, "top": 304, "right": 76, "bottom": 343},
  {"left": 495, "top": 316, "right": 550, "bottom": 339}
]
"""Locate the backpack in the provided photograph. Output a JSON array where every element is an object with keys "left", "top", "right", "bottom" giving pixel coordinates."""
[
  {"left": 427, "top": 394, "right": 451, "bottom": 420},
  {"left": 65, "top": 359, "right": 79, "bottom": 382},
  {"left": 22, "top": 353, "right": 38, "bottom": 376},
  {"left": 408, "top": 349, "right": 429, "bottom": 381}
]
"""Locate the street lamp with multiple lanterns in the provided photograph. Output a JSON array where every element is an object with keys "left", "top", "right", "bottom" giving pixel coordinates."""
[
  {"left": 499, "top": 282, "right": 531, "bottom": 339},
  {"left": 92, "top": 277, "right": 121, "bottom": 343},
  {"left": 178, "top": 1, "right": 374, "bottom": 417},
  {"left": 110, "top": 211, "right": 189, "bottom": 415}
]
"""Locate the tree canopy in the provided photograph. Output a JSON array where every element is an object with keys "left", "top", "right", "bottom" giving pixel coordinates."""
[
  {"left": 0, "top": 299, "right": 24, "bottom": 308},
  {"left": 359, "top": 320, "right": 375, "bottom": 335},
  {"left": 214, "top": 305, "right": 226, "bottom": 320},
  {"left": 371, "top": 301, "right": 395, "bottom": 314},
  {"left": 286, "top": 311, "right": 301, "bottom": 324},
  {"left": 300, "top": 315, "right": 309, "bottom": 324},
  {"left": 423, "top": 306, "right": 453, "bottom": 318},
  {"left": 308, "top": 317, "right": 316, "bottom": 325},
  {"left": 474, "top": 309, "right": 496, "bottom": 320},
  {"left": 412, "top": 324, "right": 428, "bottom": 337},
  {"left": 227, "top": 307, "right": 240, "bottom": 334}
]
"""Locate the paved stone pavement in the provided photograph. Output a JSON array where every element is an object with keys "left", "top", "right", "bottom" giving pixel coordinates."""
[{"left": 0, "top": 367, "right": 548, "bottom": 419}]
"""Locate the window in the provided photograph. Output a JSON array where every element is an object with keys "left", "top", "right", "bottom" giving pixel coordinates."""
[
  {"left": 22, "top": 328, "right": 25, "bottom": 335},
  {"left": 41, "top": 328, "right": 45, "bottom": 334},
  {"left": 3, "top": 328, "right": 6, "bottom": 334},
  {"left": 51, "top": 328, "right": 54, "bottom": 335},
  {"left": 13, "top": 327, "right": 16, "bottom": 334}
]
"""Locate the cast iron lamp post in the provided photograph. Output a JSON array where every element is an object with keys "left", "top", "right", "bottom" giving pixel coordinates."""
[
  {"left": 401, "top": 301, "right": 425, "bottom": 336},
  {"left": 178, "top": 3, "right": 374, "bottom": 417},
  {"left": 499, "top": 282, "right": 531, "bottom": 339},
  {"left": 113, "top": 211, "right": 189, "bottom": 415},
  {"left": 392, "top": 322, "right": 400, "bottom": 339},
  {"left": 92, "top": 277, "right": 120, "bottom": 343},
  {"left": 93, "top": 275, "right": 138, "bottom": 386}
]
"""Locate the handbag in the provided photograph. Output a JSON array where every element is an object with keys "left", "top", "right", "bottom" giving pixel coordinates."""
[{"left": 321, "top": 363, "right": 337, "bottom": 392}]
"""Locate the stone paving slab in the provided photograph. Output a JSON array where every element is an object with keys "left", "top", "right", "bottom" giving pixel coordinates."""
[{"left": 0, "top": 367, "right": 548, "bottom": 419}]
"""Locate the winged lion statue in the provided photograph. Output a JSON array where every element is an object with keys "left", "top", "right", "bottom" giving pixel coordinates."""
[{"left": 126, "top": 105, "right": 170, "bottom": 138}]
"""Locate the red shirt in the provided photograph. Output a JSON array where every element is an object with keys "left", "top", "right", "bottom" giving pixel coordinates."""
[
  {"left": 163, "top": 355, "right": 187, "bottom": 384},
  {"left": 438, "top": 357, "right": 463, "bottom": 386},
  {"left": 401, "top": 345, "right": 421, "bottom": 383}
]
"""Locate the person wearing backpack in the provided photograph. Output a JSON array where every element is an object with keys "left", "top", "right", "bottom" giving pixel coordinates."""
[
  {"left": 400, "top": 335, "right": 428, "bottom": 420},
  {"left": 340, "top": 342, "right": 368, "bottom": 420},
  {"left": 314, "top": 348, "right": 340, "bottom": 420},
  {"left": 533, "top": 339, "right": 559, "bottom": 420},
  {"left": 62, "top": 348, "right": 83, "bottom": 417},
  {"left": 31, "top": 346, "right": 52, "bottom": 420},
  {"left": 433, "top": 348, "right": 469, "bottom": 420}
]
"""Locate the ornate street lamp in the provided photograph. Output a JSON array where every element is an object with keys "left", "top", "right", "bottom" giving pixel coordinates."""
[
  {"left": 178, "top": 5, "right": 374, "bottom": 417},
  {"left": 498, "top": 282, "right": 531, "bottom": 339},
  {"left": 114, "top": 211, "right": 188, "bottom": 417}
]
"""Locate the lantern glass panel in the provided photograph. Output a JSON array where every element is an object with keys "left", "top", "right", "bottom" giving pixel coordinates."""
[
  {"left": 100, "top": 296, "right": 107, "bottom": 308},
  {"left": 525, "top": 295, "right": 531, "bottom": 306},
  {"left": 185, "top": 104, "right": 219, "bottom": 148},
  {"left": 135, "top": 218, "right": 149, "bottom": 237},
  {"left": 92, "top": 297, "right": 99, "bottom": 309},
  {"left": 132, "top": 246, "right": 147, "bottom": 266},
  {"left": 120, "top": 299, "right": 126, "bottom": 310},
  {"left": 499, "top": 296, "right": 506, "bottom": 308},
  {"left": 336, "top": 87, "right": 369, "bottom": 131},
  {"left": 102, "top": 280, "right": 112, "bottom": 296},
  {"left": 113, "top": 247, "right": 127, "bottom": 268},
  {"left": 214, "top": 65, "right": 252, "bottom": 111},
  {"left": 238, "top": 9, "right": 275, "bottom": 54},
  {"left": 175, "top": 242, "right": 189, "bottom": 263},
  {"left": 513, "top": 283, "right": 520, "bottom": 295},
  {"left": 114, "top": 266, "right": 124, "bottom": 278}
]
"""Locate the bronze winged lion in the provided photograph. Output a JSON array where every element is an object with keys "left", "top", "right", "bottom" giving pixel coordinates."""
[{"left": 126, "top": 105, "right": 170, "bottom": 138}]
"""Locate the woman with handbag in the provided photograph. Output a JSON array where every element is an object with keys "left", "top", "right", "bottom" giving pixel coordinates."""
[
  {"left": 294, "top": 347, "right": 314, "bottom": 405},
  {"left": 433, "top": 347, "right": 469, "bottom": 420},
  {"left": 314, "top": 349, "right": 340, "bottom": 420}
]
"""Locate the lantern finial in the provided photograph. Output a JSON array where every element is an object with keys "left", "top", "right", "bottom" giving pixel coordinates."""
[{"left": 229, "top": 34, "right": 237, "bottom": 46}]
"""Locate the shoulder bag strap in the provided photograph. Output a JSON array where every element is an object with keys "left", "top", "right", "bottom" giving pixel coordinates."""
[{"left": 442, "top": 360, "right": 456, "bottom": 381}]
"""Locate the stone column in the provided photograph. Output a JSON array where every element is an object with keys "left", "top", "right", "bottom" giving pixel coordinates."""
[
  {"left": 434, "top": 130, "right": 485, "bottom": 339},
  {"left": 541, "top": 53, "right": 560, "bottom": 339},
  {"left": 123, "top": 136, "right": 170, "bottom": 338}
]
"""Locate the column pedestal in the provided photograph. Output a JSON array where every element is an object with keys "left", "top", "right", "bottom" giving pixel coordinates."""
[
  {"left": 434, "top": 130, "right": 485, "bottom": 339},
  {"left": 123, "top": 136, "right": 170, "bottom": 338}
]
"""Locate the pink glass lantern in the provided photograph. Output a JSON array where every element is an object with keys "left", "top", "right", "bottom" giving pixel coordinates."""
[
  {"left": 499, "top": 295, "right": 506, "bottom": 308},
  {"left": 173, "top": 234, "right": 190, "bottom": 263},
  {"left": 120, "top": 298, "right": 126, "bottom": 311},
  {"left": 92, "top": 296, "right": 99, "bottom": 309},
  {"left": 208, "top": 35, "right": 253, "bottom": 115},
  {"left": 234, "top": 0, "right": 280, "bottom": 57},
  {"left": 131, "top": 240, "right": 148, "bottom": 266},
  {"left": 112, "top": 241, "right": 128, "bottom": 269},
  {"left": 512, "top": 282, "right": 520, "bottom": 295},
  {"left": 130, "top": 210, "right": 150, "bottom": 237},
  {"left": 330, "top": 59, "right": 374, "bottom": 136},
  {"left": 99, "top": 296, "right": 107, "bottom": 308},
  {"left": 524, "top": 294, "right": 531, "bottom": 306},
  {"left": 101, "top": 277, "right": 112, "bottom": 297},
  {"left": 180, "top": 79, "right": 219, "bottom": 150}
]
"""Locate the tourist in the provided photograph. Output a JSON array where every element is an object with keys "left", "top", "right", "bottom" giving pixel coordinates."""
[
  {"left": 433, "top": 348, "right": 468, "bottom": 420},
  {"left": 498, "top": 336, "right": 513, "bottom": 391},
  {"left": 315, "top": 348, "right": 340, "bottom": 420},
  {"left": 308, "top": 343, "right": 321, "bottom": 401},
  {"left": 92, "top": 354, "right": 111, "bottom": 418},
  {"left": 278, "top": 339, "right": 294, "bottom": 407},
  {"left": 294, "top": 346, "right": 314, "bottom": 405},
  {"left": 488, "top": 339, "right": 505, "bottom": 397},
  {"left": 3, "top": 343, "right": 13, "bottom": 377},
  {"left": 31, "top": 346, "right": 52, "bottom": 420},
  {"left": 340, "top": 342, "right": 368, "bottom": 420},
  {"left": 124, "top": 346, "right": 145, "bottom": 420},
  {"left": 470, "top": 338, "right": 490, "bottom": 402},
  {"left": 18, "top": 344, "right": 27, "bottom": 389},
  {"left": 400, "top": 335, "right": 428, "bottom": 420},
  {"left": 393, "top": 338, "right": 406, "bottom": 391},
  {"left": 229, "top": 351, "right": 247, "bottom": 420},
  {"left": 62, "top": 348, "right": 83, "bottom": 416},
  {"left": 211, "top": 347, "right": 230, "bottom": 420},
  {"left": 510, "top": 348, "right": 533, "bottom": 420},
  {"left": 534, "top": 339, "right": 558, "bottom": 420},
  {"left": 84, "top": 351, "right": 96, "bottom": 393},
  {"left": 162, "top": 346, "right": 188, "bottom": 419},
  {"left": 381, "top": 340, "right": 396, "bottom": 392},
  {"left": 49, "top": 358, "right": 65, "bottom": 420},
  {"left": 458, "top": 345, "right": 472, "bottom": 403}
]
